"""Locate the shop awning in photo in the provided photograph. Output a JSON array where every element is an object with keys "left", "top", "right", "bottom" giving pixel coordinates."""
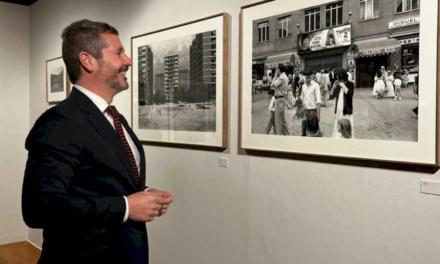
[
  {"left": 264, "top": 52, "right": 295, "bottom": 68},
  {"left": 355, "top": 37, "right": 401, "bottom": 58}
]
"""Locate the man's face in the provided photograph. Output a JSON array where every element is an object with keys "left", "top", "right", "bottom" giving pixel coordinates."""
[
  {"left": 96, "top": 33, "right": 132, "bottom": 93},
  {"left": 305, "top": 75, "right": 312, "bottom": 84}
]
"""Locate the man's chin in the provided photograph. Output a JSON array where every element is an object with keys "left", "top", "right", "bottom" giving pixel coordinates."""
[
  {"left": 120, "top": 83, "right": 129, "bottom": 90},
  {"left": 111, "top": 83, "right": 129, "bottom": 93}
]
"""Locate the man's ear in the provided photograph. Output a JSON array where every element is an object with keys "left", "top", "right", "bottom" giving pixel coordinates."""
[{"left": 79, "top": 51, "right": 96, "bottom": 73}]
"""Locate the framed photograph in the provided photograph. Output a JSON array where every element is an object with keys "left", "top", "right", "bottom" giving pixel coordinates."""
[
  {"left": 240, "top": 0, "right": 439, "bottom": 167},
  {"left": 46, "top": 57, "right": 69, "bottom": 103},
  {"left": 131, "top": 13, "right": 230, "bottom": 148}
]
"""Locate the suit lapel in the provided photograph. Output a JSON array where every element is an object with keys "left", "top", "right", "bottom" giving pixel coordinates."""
[{"left": 69, "top": 89, "right": 138, "bottom": 190}]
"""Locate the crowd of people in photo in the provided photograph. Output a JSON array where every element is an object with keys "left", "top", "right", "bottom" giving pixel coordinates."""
[
  {"left": 261, "top": 63, "right": 355, "bottom": 139},
  {"left": 372, "top": 66, "right": 417, "bottom": 101}
]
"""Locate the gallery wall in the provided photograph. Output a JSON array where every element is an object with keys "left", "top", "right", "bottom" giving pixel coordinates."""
[
  {"left": 26, "top": 0, "right": 440, "bottom": 263},
  {"left": 0, "top": 2, "right": 29, "bottom": 245}
]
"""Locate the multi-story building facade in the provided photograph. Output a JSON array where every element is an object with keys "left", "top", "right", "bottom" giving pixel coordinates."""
[
  {"left": 190, "top": 30, "right": 217, "bottom": 101},
  {"left": 179, "top": 69, "right": 190, "bottom": 92},
  {"left": 137, "top": 45, "right": 154, "bottom": 105},
  {"left": 164, "top": 54, "right": 179, "bottom": 103},
  {"left": 154, "top": 73, "right": 164, "bottom": 102},
  {"left": 252, "top": 0, "right": 420, "bottom": 88}
]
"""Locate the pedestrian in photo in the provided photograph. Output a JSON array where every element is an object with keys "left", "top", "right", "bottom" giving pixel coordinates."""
[
  {"left": 286, "top": 73, "right": 295, "bottom": 109},
  {"left": 330, "top": 68, "right": 354, "bottom": 138},
  {"left": 413, "top": 73, "right": 419, "bottom": 115},
  {"left": 300, "top": 70, "right": 321, "bottom": 137},
  {"left": 393, "top": 72, "right": 403, "bottom": 101},
  {"left": 384, "top": 69, "right": 395, "bottom": 98},
  {"left": 271, "top": 63, "right": 290, "bottom": 135},
  {"left": 373, "top": 70, "right": 387, "bottom": 98},
  {"left": 264, "top": 89, "right": 276, "bottom": 134},
  {"left": 318, "top": 69, "right": 330, "bottom": 107},
  {"left": 402, "top": 69, "right": 409, "bottom": 88},
  {"left": 262, "top": 74, "right": 269, "bottom": 90},
  {"left": 293, "top": 68, "right": 301, "bottom": 97},
  {"left": 337, "top": 118, "right": 352, "bottom": 139},
  {"left": 329, "top": 68, "right": 336, "bottom": 89},
  {"left": 414, "top": 73, "right": 419, "bottom": 99}
]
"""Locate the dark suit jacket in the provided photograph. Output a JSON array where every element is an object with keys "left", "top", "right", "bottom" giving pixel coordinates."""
[{"left": 22, "top": 88, "right": 149, "bottom": 264}]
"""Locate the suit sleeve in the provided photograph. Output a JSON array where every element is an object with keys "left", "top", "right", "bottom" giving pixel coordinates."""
[{"left": 22, "top": 114, "right": 125, "bottom": 229}]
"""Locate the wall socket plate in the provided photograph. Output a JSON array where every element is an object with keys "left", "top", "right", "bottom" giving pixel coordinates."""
[
  {"left": 218, "top": 157, "right": 229, "bottom": 168},
  {"left": 420, "top": 179, "right": 440, "bottom": 196}
]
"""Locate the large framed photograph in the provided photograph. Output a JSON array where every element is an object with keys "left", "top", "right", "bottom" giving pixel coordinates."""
[
  {"left": 240, "top": 0, "right": 439, "bottom": 166},
  {"left": 46, "top": 57, "right": 69, "bottom": 103},
  {"left": 131, "top": 13, "right": 229, "bottom": 148}
]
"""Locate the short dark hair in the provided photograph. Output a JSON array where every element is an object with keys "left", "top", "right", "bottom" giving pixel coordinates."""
[
  {"left": 61, "top": 19, "right": 119, "bottom": 83},
  {"left": 278, "top": 63, "right": 286, "bottom": 73},
  {"left": 303, "top": 69, "right": 313, "bottom": 76},
  {"left": 335, "top": 68, "right": 348, "bottom": 81},
  {"left": 376, "top": 70, "right": 383, "bottom": 78}
]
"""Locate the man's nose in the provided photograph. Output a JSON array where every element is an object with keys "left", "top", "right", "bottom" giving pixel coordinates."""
[{"left": 124, "top": 54, "right": 133, "bottom": 66}]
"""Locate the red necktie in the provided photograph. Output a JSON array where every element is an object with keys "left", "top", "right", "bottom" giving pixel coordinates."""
[{"left": 105, "top": 105, "right": 141, "bottom": 186}]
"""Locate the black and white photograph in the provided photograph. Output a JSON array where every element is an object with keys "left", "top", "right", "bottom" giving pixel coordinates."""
[
  {"left": 240, "top": 0, "right": 438, "bottom": 165},
  {"left": 46, "top": 57, "right": 69, "bottom": 103},
  {"left": 49, "top": 66, "right": 64, "bottom": 93},
  {"left": 250, "top": 0, "right": 419, "bottom": 141},
  {"left": 132, "top": 13, "right": 229, "bottom": 147},
  {"left": 136, "top": 30, "right": 217, "bottom": 132}
]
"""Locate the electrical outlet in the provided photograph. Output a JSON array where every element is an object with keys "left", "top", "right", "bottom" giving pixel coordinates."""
[
  {"left": 218, "top": 157, "right": 229, "bottom": 168},
  {"left": 420, "top": 179, "right": 440, "bottom": 196}
]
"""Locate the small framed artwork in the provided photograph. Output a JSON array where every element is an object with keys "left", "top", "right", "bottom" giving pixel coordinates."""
[
  {"left": 46, "top": 57, "right": 69, "bottom": 103},
  {"left": 240, "top": 0, "right": 439, "bottom": 167},
  {"left": 131, "top": 13, "right": 230, "bottom": 148}
]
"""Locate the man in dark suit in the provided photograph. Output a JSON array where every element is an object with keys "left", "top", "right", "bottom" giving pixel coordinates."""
[{"left": 22, "top": 19, "right": 173, "bottom": 264}]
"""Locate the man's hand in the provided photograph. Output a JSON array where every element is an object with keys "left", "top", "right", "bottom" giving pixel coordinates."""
[
  {"left": 146, "top": 188, "right": 173, "bottom": 216},
  {"left": 127, "top": 190, "right": 173, "bottom": 222}
]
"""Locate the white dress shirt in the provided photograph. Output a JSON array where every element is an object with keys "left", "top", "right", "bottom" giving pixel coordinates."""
[{"left": 300, "top": 81, "right": 322, "bottom": 109}]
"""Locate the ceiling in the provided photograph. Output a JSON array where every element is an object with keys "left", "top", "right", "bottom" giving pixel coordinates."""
[{"left": 0, "top": 0, "right": 38, "bottom": 5}]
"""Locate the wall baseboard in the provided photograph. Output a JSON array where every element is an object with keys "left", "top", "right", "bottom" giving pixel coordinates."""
[{"left": 26, "top": 239, "right": 42, "bottom": 250}]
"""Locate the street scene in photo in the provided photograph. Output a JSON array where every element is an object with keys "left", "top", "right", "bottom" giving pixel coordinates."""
[
  {"left": 137, "top": 30, "right": 217, "bottom": 132},
  {"left": 251, "top": 0, "right": 420, "bottom": 141}
]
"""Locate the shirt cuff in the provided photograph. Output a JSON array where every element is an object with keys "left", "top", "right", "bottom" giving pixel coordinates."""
[{"left": 123, "top": 196, "right": 129, "bottom": 222}]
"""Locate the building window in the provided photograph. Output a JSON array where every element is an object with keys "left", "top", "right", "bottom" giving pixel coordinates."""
[
  {"left": 305, "top": 8, "right": 320, "bottom": 32},
  {"left": 326, "top": 2, "right": 343, "bottom": 27},
  {"left": 258, "top": 22, "right": 269, "bottom": 42},
  {"left": 401, "top": 45, "right": 419, "bottom": 70},
  {"left": 360, "top": 0, "right": 380, "bottom": 20},
  {"left": 278, "top": 16, "right": 291, "bottom": 38},
  {"left": 396, "top": 0, "right": 419, "bottom": 13}
]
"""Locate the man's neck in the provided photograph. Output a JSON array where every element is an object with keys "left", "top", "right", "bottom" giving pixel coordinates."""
[{"left": 76, "top": 80, "right": 115, "bottom": 104}]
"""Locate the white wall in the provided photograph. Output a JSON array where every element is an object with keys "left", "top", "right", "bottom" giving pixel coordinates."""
[
  {"left": 0, "top": 2, "right": 29, "bottom": 245},
  {"left": 27, "top": 0, "right": 440, "bottom": 263}
]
